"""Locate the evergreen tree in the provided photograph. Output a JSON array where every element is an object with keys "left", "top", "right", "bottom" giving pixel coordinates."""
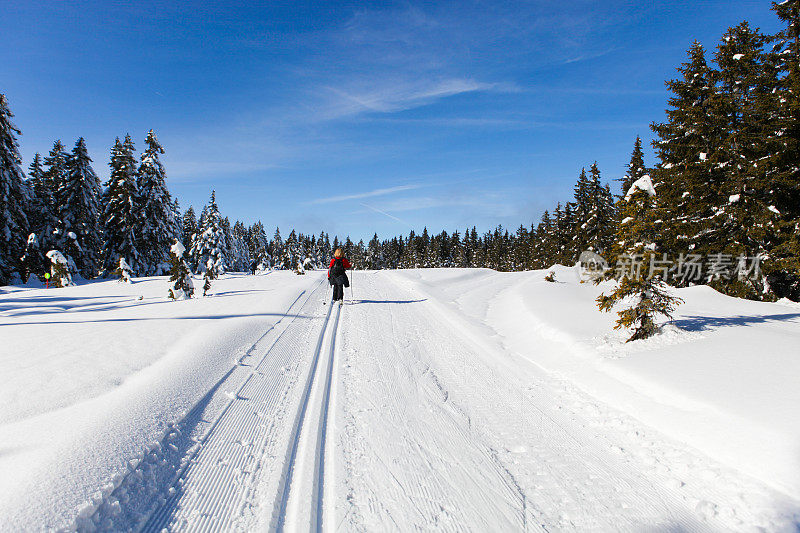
[
  {"left": 189, "top": 190, "right": 227, "bottom": 275},
  {"left": 620, "top": 136, "right": 646, "bottom": 195},
  {"left": 137, "top": 130, "right": 180, "bottom": 275},
  {"left": 0, "top": 94, "right": 30, "bottom": 284},
  {"left": 597, "top": 175, "right": 683, "bottom": 341},
  {"left": 43, "top": 140, "right": 69, "bottom": 218},
  {"left": 34, "top": 144, "right": 66, "bottom": 273},
  {"left": 710, "top": 22, "right": 776, "bottom": 297},
  {"left": 25, "top": 152, "right": 55, "bottom": 276},
  {"left": 115, "top": 256, "right": 134, "bottom": 283},
  {"left": 230, "top": 220, "right": 251, "bottom": 271},
  {"left": 183, "top": 206, "right": 197, "bottom": 247},
  {"left": 46, "top": 250, "right": 74, "bottom": 287},
  {"left": 167, "top": 239, "right": 194, "bottom": 300},
  {"left": 585, "top": 163, "right": 616, "bottom": 256},
  {"left": 272, "top": 227, "right": 285, "bottom": 269},
  {"left": 60, "top": 137, "right": 102, "bottom": 278},
  {"left": 651, "top": 41, "right": 723, "bottom": 268},
  {"left": 768, "top": 0, "right": 800, "bottom": 298},
  {"left": 100, "top": 135, "right": 141, "bottom": 275}
]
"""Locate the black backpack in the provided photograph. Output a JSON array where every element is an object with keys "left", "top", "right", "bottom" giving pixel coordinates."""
[{"left": 331, "top": 257, "right": 345, "bottom": 276}]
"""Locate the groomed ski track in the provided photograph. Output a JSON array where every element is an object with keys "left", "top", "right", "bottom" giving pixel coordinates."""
[
  {"left": 86, "top": 270, "right": 797, "bottom": 532},
  {"left": 90, "top": 274, "right": 344, "bottom": 531}
]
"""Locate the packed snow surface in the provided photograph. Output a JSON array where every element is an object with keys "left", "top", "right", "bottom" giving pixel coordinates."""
[{"left": 0, "top": 268, "right": 798, "bottom": 531}]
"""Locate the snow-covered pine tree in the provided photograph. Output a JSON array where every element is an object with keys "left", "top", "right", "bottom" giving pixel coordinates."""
[
  {"left": 452, "top": 230, "right": 467, "bottom": 268},
  {"left": 100, "top": 135, "right": 141, "bottom": 276},
  {"left": 167, "top": 239, "right": 194, "bottom": 300},
  {"left": 189, "top": 191, "right": 227, "bottom": 275},
  {"left": 366, "top": 233, "right": 382, "bottom": 270},
  {"left": 20, "top": 233, "right": 39, "bottom": 283},
  {"left": 137, "top": 130, "right": 180, "bottom": 275},
  {"left": 585, "top": 163, "right": 616, "bottom": 256},
  {"left": 182, "top": 206, "right": 197, "bottom": 248},
  {"left": 26, "top": 152, "right": 55, "bottom": 276},
  {"left": 36, "top": 142, "right": 72, "bottom": 274},
  {"left": 572, "top": 168, "right": 591, "bottom": 253},
  {"left": 249, "top": 222, "right": 270, "bottom": 269},
  {"left": 767, "top": 0, "right": 800, "bottom": 299},
  {"left": 597, "top": 175, "right": 683, "bottom": 342},
  {"left": 60, "top": 137, "right": 102, "bottom": 278},
  {"left": 532, "top": 211, "right": 553, "bottom": 268},
  {"left": 271, "top": 227, "right": 285, "bottom": 269},
  {"left": 354, "top": 239, "right": 366, "bottom": 268},
  {"left": 0, "top": 94, "right": 31, "bottom": 285},
  {"left": 230, "top": 220, "right": 251, "bottom": 272},
  {"left": 709, "top": 22, "right": 776, "bottom": 298},
  {"left": 553, "top": 202, "right": 577, "bottom": 265},
  {"left": 46, "top": 250, "right": 74, "bottom": 287},
  {"left": 651, "top": 41, "right": 722, "bottom": 271},
  {"left": 43, "top": 140, "right": 69, "bottom": 218},
  {"left": 282, "top": 229, "right": 299, "bottom": 271},
  {"left": 619, "top": 136, "right": 646, "bottom": 196},
  {"left": 202, "top": 258, "right": 214, "bottom": 296},
  {"left": 115, "top": 257, "right": 134, "bottom": 283}
]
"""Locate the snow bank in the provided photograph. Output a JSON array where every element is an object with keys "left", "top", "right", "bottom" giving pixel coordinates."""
[
  {"left": 390, "top": 267, "right": 800, "bottom": 501},
  {"left": 0, "top": 272, "right": 320, "bottom": 530}
]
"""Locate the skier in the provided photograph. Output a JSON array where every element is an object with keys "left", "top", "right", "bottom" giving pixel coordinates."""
[{"left": 328, "top": 248, "right": 351, "bottom": 303}]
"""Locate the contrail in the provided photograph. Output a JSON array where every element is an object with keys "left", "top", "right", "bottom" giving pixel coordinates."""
[{"left": 360, "top": 203, "right": 413, "bottom": 227}]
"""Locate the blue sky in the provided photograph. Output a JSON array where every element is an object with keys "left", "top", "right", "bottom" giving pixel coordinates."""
[{"left": 1, "top": 1, "right": 782, "bottom": 241}]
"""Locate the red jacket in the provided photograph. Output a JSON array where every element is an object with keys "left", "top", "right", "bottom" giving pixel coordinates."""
[{"left": 328, "top": 257, "right": 351, "bottom": 278}]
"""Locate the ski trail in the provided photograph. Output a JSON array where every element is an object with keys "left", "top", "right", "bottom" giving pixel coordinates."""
[
  {"left": 274, "top": 299, "right": 341, "bottom": 532},
  {"left": 88, "top": 276, "right": 329, "bottom": 531},
  {"left": 336, "top": 272, "right": 719, "bottom": 531}
]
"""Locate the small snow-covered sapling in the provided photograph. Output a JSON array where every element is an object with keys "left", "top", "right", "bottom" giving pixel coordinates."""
[
  {"left": 168, "top": 240, "right": 194, "bottom": 300},
  {"left": 46, "top": 250, "right": 75, "bottom": 287},
  {"left": 115, "top": 257, "right": 134, "bottom": 283}
]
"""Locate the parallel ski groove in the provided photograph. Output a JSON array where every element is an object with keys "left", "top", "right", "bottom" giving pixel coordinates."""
[
  {"left": 137, "top": 278, "right": 326, "bottom": 532},
  {"left": 314, "top": 302, "right": 341, "bottom": 530},
  {"left": 272, "top": 299, "right": 340, "bottom": 532}
]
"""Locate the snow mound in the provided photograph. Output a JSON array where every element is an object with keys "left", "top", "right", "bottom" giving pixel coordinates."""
[{"left": 625, "top": 174, "right": 656, "bottom": 200}]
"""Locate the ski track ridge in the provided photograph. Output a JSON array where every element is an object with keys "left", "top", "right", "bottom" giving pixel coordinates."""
[
  {"left": 84, "top": 277, "right": 325, "bottom": 531},
  {"left": 273, "top": 297, "right": 342, "bottom": 532}
]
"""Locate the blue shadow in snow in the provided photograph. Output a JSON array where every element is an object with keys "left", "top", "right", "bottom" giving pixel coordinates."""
[{"left": 673, "top": 312, "right": 800, "bottom": 332}]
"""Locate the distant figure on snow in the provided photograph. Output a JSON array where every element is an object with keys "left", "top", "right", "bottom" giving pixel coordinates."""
[{"left": 328, "top": 248, "right": 351, "bottom": 302}]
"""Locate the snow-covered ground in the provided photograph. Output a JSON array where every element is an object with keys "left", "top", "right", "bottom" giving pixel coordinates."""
[{"left": 1, "top": 268, "right": 798, "bottom": 531}]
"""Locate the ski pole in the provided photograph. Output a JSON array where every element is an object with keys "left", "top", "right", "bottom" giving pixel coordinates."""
[{"left": 350, "top": 268, "right": 354, "bottom": 301}]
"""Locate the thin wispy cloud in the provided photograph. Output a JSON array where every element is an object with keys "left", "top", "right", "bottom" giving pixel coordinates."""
[
  {"left": 309, "top": 184, "right": 424, "bottom": 205},
  {"left": 315, "top": 78, "right": 507, "bottom": 120},
  {"left": 360, "top": 202, "right": 412, "bottom": 227}
]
